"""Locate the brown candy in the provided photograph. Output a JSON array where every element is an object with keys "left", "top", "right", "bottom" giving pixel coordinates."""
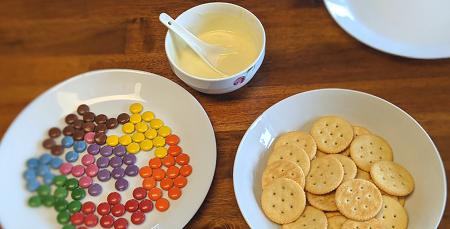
[
  {"left": 65, "top": 114, "right": 78, "bottom": 124},
  {"left": 73, "top": 120, "right": 85, "bottom": 130},
  {"left": 94, "top": 133, "right": 107, "bottom": 145},
  {"left": 106, "top": 118, "right": 118, "bottom": 129},
  {"left": 48, "top": 127, "right": 61, "bottom": 138},
  {"left": 43, "top": 138, "right": 55, "bottom": 149},
  {"left": 83, "top": 122, "right": 96, "bottom": 133},
  {"left": 77, "top": 104, "right": 89, "bottom": 115},
  {"left": 63, "top": 126, "right": 75, "bottom": 136},
  {"left": 94, "top": 124, "right": 108, "bottom": 134},
  {"left": 73, "top": 130, "right": 86, "bottom": 141},
  {"left": 117, "top": 113, "right": 130, "bottom": 124},
  {"left": 83, "top": 112, "right": 96, "bottom": 122},
  {"left": 51, "top": 145, "right": 64, "bottom": 156},
  {"left": 94, "top": 114, "right": 108, "bottom": 124}
]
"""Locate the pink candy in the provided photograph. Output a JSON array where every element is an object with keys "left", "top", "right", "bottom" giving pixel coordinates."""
[
  {"left": 59, "top": 163, "right": 73, "bottom": 175},
  {"left": 72, "top": 165, "right": 85, "bottom": 177},
  {"left": 84, "top": 132, "right": 96, "bottom": 144},
  {"left": 86, "top": 164, "right": 99, "bottom": 177},
  {"left": 82, "top": 154, "right": 95, "bottom": 166},
  {"left": 79, "top": 176, "right": 93, "bottom": 188}
]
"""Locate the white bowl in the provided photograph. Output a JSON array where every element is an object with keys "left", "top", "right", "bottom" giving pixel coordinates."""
[
  {"left": 164, "top": 2, "right": 266, "bottom": 94},
  {"left": 233, "top": 88, "right": 446, "bottom": 228}
]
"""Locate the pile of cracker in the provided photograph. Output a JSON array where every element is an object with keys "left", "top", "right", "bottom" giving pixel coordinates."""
[{"left": 261, "top": 116, "right": 414, "bottom": 229}]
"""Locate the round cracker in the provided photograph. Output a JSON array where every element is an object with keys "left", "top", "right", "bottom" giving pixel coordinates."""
[
  {"left": 355, "top": 168, "right": 372, "bottom": 181},
  {"left": 325, "top": 211, "right": 343, "bottom": 218},
  {"left": 340, "top": 146, "right": 350, "bottom": 157},
  {"left": 350, "top": 134, "right": 393, "bottom": 172},
  {"left": 262, "top": 160, "right": 305, "bottom": 189},
  {"left": 261, "top": 178, "right": 306, "bottom": 224},
  {"left": 315, "top": 149, "right": 328, "bottom": 158},
  {"left": 370, "top": 160, "right": 415, "bottom": 196},
  {"left": 352, "top": 126, "right": 371, "bottom": 138},
  {"left": 305, "top": 156, "right": 344, "bottom": 194},
  {"left": 326, "top": 154, "right": 357, "bottom": 183},
  {"left": 375, "top": 195, "right": 408, "bottom": 229},
  {"left": 327, "top": 215, "right": 348, "bottom": 229},
  {"left": 282, "top": 206, "right": 327, "bottom": 229},
  {"left": 341, "top": 218, "right": 384, "bottom": 229},
  {"left": 306, "top": 191, "right": 338, "bottom": 211},
  {"left": 274, "top": 131, "right": 317, "bottom": 160},
  {"left": 311, "top": 116, "right": 354, "bottom": 154},
  {"left": 398, "top": 196, "right": 406, "bottom": 206},
  {"left": 268, "top": 144, "right": 311, "bottom": 175},
  {"left": 335, "top": 179, "right": 383, "bottom": 221}
]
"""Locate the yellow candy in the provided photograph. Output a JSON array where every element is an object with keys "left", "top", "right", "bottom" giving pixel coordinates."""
[
  {"left": 122, "top": 123, "right": 135, "bottom": 134},
  {"left": 154, "top": 147, "right": 168, "bottom": 158},
  {"left": 142, "top": 111, "right": 155, "bottom": 122},
  {"left": 132, "top": 132, "right": 145, "bottom": 143},
  {"left": 130, "top": 114, "right": 142, "bottom": 124},
  {"left": 106, "top": 135, "right": 119, "bottom": 146},
  {"left": 127, "top": 142, "right": 140, "bottom": 154},
  {"left": 144, "top": 129, "right": 157, "bottom": 140},
  {"left": 153, "top": 136, "right": 165, "bottom": 147},
  {"left": 150, "top": 119, "right": 163, "bottom": 129},
  {"left": 140, "top": 139, "right": 153, "bottom": 151},
  {"left": 119, "top": 135, "right": 132, "bottom": 146},
  {"left": 158, "top": 126, "right": 171, "bottom": 137},
  {"left": 135, "top": 122, "right": 148, "bottom": 133},
  {"left": 130, "top": 103, "right": 143, "bottom": 114}
]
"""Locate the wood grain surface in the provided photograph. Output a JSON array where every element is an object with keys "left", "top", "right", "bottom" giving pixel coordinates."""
[{"left": 1, "top": 0, "right": 449, "bottom": 228}]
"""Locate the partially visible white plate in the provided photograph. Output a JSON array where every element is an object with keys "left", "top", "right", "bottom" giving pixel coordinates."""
[
  {"left": 233, "top": 89, "right": 446, "bottom": 228},
  {"left": 0, "top": 69, "right": 216, "bottom": 229},
  {"left": 324, "top": 0, "right": 450, "bottom": 59}
]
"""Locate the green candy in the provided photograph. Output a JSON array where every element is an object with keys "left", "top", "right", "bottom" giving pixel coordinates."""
[
  {"left": 54, "top": 187, "right": 68, "bottom": 199},
  {"left": 68, "top": 200, "right": 82, "bottom": 213},
  {"left": 54, "top": 199, "right": 68, "bottom": 212},
  {"left": 41, "top": 195, "right": 55, "bottom": 207},
  {"left": 37, "top": 184, "right": 51, "bottom": 197},
  {"left": 53, "top": 175, "right": 67, "bottom": 187},
  {"left": 71, "top": 188, "right": 85, "bottom": 201},
  {"left": 62, "top": 224, "right": 75, "bottom": 229},
  {"left": 28, "top": 196, "right": 41, "bottom": 207},
  {"left": 65, "top": 178, "right": 78, "bottom": 190},
  {"left": 57, "top": 211, "right": 71, "bottom": 225}
]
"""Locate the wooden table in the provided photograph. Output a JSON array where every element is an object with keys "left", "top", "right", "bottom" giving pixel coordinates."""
[{"left": 1, "top": 0, "right": 449, "bottom": 228}]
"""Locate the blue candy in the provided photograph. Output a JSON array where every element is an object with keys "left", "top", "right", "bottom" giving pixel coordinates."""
[
  {"left": 26, "top": 179, "right": 40, "bottom": 192},
  {"left": 36, "top": 165, "right": 50, "bottom": 176},
  {"left": 73, "top": 141, "right": 87, "bottom": 153},
  {"left": 43, "top": 173, "right": 55, "bottom": 185},
  {"left": 49, "top": 157, "right": 63, "bottom": 169},
  {"left": 27, "top": 158, "right": 39, "bottom": 169},
  {"left": 61, "top": 136, "right": 75, "bottom": 148},
  {"left": 23, "top": 169, "right": 36, "bottom": 180},
  {"left": 65, "top": 151, "right": 78, "bottom": 163},
  {"left": 39, "top": 154, "right": 52, "bottom": 165}
]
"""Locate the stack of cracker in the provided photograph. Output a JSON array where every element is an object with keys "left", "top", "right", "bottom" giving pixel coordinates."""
[{"left": 261, "top": 116, "right": 414, "bottom": 229}]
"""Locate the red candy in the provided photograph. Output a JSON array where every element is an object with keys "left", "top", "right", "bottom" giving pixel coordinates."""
[
  {"left": 100, "top": 215, "right": 115, "bottom": 228},
  {"left": 138, "top": 199, "right": 153, "bottom": 213},
  {"left": 70, "top": 212, "right": 84, "bottom": 225},
  {"left": 131, "top": 211, "right": 146, "bottom": 225},
  {"left": 111, "top": 203, "right": 126, "bottom": 217},
  {"left": 132, "top": 187, "right": 147, "bottom": 200},
  {"left": 97, "top": 202, "right": 111, "bottom": 215},
  {"left": 114, "top": 218, "right": 128, "bottom": 229},
  {"left": 108, "top": 192, "right": 121, "bottom": 205},
  {"left": 81, "top": 201, "right": 96, "bottom": 215},
  {"left": 84, "top": 214, "right": 98, "bottom": 227},
  {"left": 125, "top": 199, "right": 139, "bottom": 212}
]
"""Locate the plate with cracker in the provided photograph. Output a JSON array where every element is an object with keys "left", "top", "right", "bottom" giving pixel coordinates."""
[{"left": 233, "top": 88, "right": 446, "bottom": 229}]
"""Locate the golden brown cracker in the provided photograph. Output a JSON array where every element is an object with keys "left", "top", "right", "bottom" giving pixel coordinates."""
[
  {"left": 262, "top": 160, "right": 305, "bottom": 189},
  {"left": 327, "top": 215, "right": 348, "bottom": 229},
  {"left": 325, "top": 211, "right": 343, "bottom": 218},
  {"left": 352, "top": 126, "right": 371, "bottom": 139},
  {"left": 370, "top": 160, "right": 414, "bottom": 196},
  {"left": 268, "top": 144, "right": 310, "bottom": 175},
  {"left": 375, "top": 195, "right": 408, "bottom": 229},
  {"left": 282, "top": 206, "right": 327, "bottom": 229},
  {"left": 398, "top": 196, "right": 406, "bottom": 206},
  {"left": 274, "top": 131, "right": 317, "bottom": 160},
  {"left": 326, "top": 154, "right": 357, "bottom": 183},
  {"left": 306, "top": 191, "right": 338, "bottom": 211},
  {"left": 341, "top": 218, "right": 384, "bottom": 229},
  {"left": 305, "top": 156, "right": 344, "bottom": 194},
  {"left": 355, "top": 168, "right": 372, "bottom": 182},
  {"left": 350, "top": 134, "right": 393, "bottom": 172},
  {"left": 311, "top": 116, "right": 353, "bottom": 154}
]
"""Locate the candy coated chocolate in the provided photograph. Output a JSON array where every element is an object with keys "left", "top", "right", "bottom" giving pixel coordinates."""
[
  {"left": 95, "top": 114, "right": 108, "bottom": 124},
  {"left": 88, "top": 183, "right": 102, "bottom": 196},
  {"left": 48, "top": 127, "right": 61, "bottom": 138},
  {"left": 73, "top": 141, "right": 87, "bottom": 153},
  {"left": 37, "top": 164, "right": 50, "bottom": 176},
  {"left": 125, "top": 165, "right": 139, "bottom": 177},
  {"left": 100, "top": 145, "right": 113, "bottom": 157},
  {"left": 61, "top": 136, "right": 74, "bottom": 148},
  {"left": 77, "top": 104, "right": 89, "bottom": 115},
  {"left": 110, "top": 156, "right": 123, "bottom": 168},
  {"left": 87, "top": 144, "right": 100, "bottom": 155},
  {"left": 84, "top": 132, "right": 95, "bottom": 143},
  {"left": 49, "top": 157, "right": 63, "bottom": 169},
  {"left": 82, "top": 154, "right": 95, "bottom": 166},
  {"left": 83, "top": 122, "right": 96, "bottom": 132},
  {"left": 65, "top": 151, "right": 78, "bottom": 162},
  {"left": 97, "top": 169, "right": 111, "bottom": 182},
  {"left": 97, "top": 156, "right": 110, "bottom": 168},
  {"left": 39, "top": 154, "right": 52, "bottom": 165},
  {"left": 117, "top": 113, "right": 130, "bottom": 124},
  {"left": 72, "top": 130, "right": 85, "bottom": 141},
  {"left": 62, "top": 126, "right": 75, "bottom": 136},
  {"left": 26, "top": 179, "right": 40, "bottom": 192},
  {"left": 27, "top": 158, "right": 39, "bottom": 169},
  {"left": 83, "top": 112, "right": 96, "bottom": 122},
  {"left": 43, "top": 138, "right": 55, "bottom": 149},
  {"left": 115, "top": 178, "right": 129, "bottom": 191},
  {"left": 51, "top": 145, "right": 64, "bottom": 156},
  {"left": 23, "top": 169, "right": 36, "bottom": 180},
  {"left": 94, "top": 124, "right": 108, "bottom": 134},
  {"left": 73, "top": 120, "right": 85, "bottom": 130},
  {"left": 94, "top": 133, "right": 107, "bottom": 145},
  {"left": 65, "top": 114, "right": 78, "bottom": 124},
  {"left": 123, "top": 154, "right": 136, "bottom": 165},
  {"left": 43, "top": 173, "right": 55, "bottom": 185},
  {"left": 113, "top": 145, "right": 126, "bottom": 157},
  {"left": 85, "top": 164, "right": 99, "bottom": 177},
  {"left": 106, "top": 118, "right": 118, "bottom": 129},
  {"left": 111, "top": 167, "right": 125, "bottom": 180}
]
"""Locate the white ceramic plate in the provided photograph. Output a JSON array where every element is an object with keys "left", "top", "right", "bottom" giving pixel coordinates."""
[
  {"left": 324, "top": 0, "right": 450, "bottom": 59},
  {"left": 234, "top": 88, "right": 446, "bottom": 228},
  {"left": 0, "top": 69, "right": 216, "bottom": 229}
]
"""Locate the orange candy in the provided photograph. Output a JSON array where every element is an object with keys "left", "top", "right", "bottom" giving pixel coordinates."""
[
  {"left": 155, "top": 198, "right": 169, "bottom": 212},
  {"left": 165, "top": 134, "right": 179, "bottom": 146},
  {"left": 139, "top": 166, "right": 152, "bottom": 178},
  {"left": 149, "top": 158, "right": 162, "bottom": 169},
  {"left": 152, "top": 168, "right": 166, "bottom": 181},
  {"left": 180, "top": 164, "right": 192, "bottom": 176},
  {"left": 168, "top": 187, "right": 181, "bottom": 200},
  {"left": 142, "top": 177, "right": 156, "bottom": 190},
  {"left": 174, "top": 175, "right": 187, "bottom": 188},
  {"left": 148, "top": 188, "right": 162, "bottom": 201},
  {"left": 176, "top": 153, "right": 190, "bottom": 165},
  {"left": 162, "top": 155, "right": 175, "bottom": 167},
  {"left": 167, "top": 166, "right": 179, "bottom": 179},
  {"left": 160, "top": 177, "right": 174, "bottom": 191},
  {"left": 168, "top": 145, "right": 181, "bottom": 157}
]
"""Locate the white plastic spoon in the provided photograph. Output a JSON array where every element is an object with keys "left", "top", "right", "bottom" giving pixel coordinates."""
[{"left": 159, "top": 13, "right": 227, "bottom": 76}]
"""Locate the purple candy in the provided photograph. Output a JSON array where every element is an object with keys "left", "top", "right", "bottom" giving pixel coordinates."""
[
  {"left": 97, "top": 169, "right": 111, "bottom": 182},
  {"left": 111, "top": 167, "right": 125, "bottom": 180},
  {"left": 100, "top": 145, "right": 113, "bottom": 157},
  {"left": 113, "top": 145, "right": 126, "bottom": 157},
  {"left": 115, "top": 178, "right": 128, "bottom": 191},
  {"left": 88, "top": 183, "right": 102, "bottom": 196},
  {"left": 125, "top": 164, "right": 139, "bottom": 177},
  {"left": 87, "top": 144, "right": 100, "bottom": 155},
  {"left": 122, "top": 154, "right": 136, "bottom": 165},
  {"left": 109, "top": 156, "right": 122, "bottom": 168},
  {"left": 97, "top": 156, "right": 110, "bottom": 168}
]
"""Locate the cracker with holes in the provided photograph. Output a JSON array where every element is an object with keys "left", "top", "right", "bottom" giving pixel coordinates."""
[
  {"left": 268, "top": 144, "right": 311, "bottom": 175},
  {"left": 341, "top": 218, "right": 384, "bottom": 229},
  {"left": 326, "top": 154, "right": 357, "bottom": 183},
  {"left": 274, "top": 131, "right": 317, "bottom": 160},
  {"left": 261, "top": 178, "right": 306, "bottom": 224},
  {"left": 282, "top": 206, "right": 327, "bottom": 229},
  {"left": 262, "top": 160, "right": 305, "bottom": 189},
  {"left": 327, "top": 215, "right": 348, "bottom": 229},
  {"left": 352, "top": 126, "right": 371, "bottom": 138},
  {"left": 350, "top": 134, "right": 393, "bottom": 172},
  {"left": 305, "top": 156, "right": 344, "bottom": 194},
  {"left": 335, "top": 179, "right": 383, "bottom": 221},
  {"left": 306, "top": 191, "right": 338, "bottom": 211},
  {"left": 375, "top": 195, "right": 408, "bottom": 229},
  {"left": 355, "top": 168, "right": 372, "bottom": 181},
  {"left": 370, "top": 160, "right": 415, "bottom": 196},
  {"left": 311, "top": 116, "right": 354, "bottom": 154}
]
